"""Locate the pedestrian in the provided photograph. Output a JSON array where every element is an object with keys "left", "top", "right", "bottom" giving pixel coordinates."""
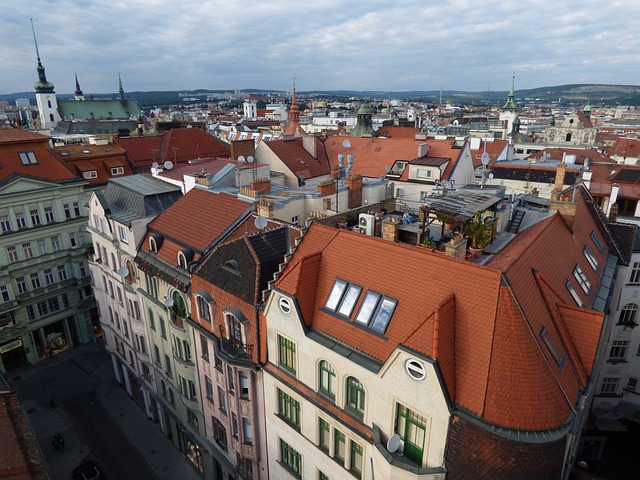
[
  {"left": 51, "top": 434, "right": 59, "bottom": 451},
  {"left": 57, "top": 433, "right": 64, "bottom": 450}
]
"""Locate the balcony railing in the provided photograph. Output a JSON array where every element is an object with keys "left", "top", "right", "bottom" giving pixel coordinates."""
[{"left": 218, "top": 337, "right": 253, "bottom": 361}]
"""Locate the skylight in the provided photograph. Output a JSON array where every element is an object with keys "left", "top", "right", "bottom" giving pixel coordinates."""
[{"left": 18, "top": 151, "right": 38, "bottom": 165}]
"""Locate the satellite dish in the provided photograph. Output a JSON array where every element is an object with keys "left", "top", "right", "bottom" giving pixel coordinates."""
[
  {"left": 386, "top": 434, "right": 401, "bottom": 454},
  {"left": 342, "top": 139, "right": 351, "bottom": 149},
  {"left": 151, "top": 162, "right": 159, "bottom": 169},
  {"left": 247, "top": 155, "right": 255, "bottom": 163},
  {"left": 163, "top": 298, "right": 174, "bottom": 309},
  {"left": 481, "top": 152, "right": 490, "bottom": 166},
  {"left": 163, "top": 161, "right": 174, "bottom": 170},
  {"left": 254, "top": 215, "right": 268, "bottom": 230},
  {"left": 545, "top": 153, "right": 551, "bottom": 159},
  {"left": 117, "top": 267, "right": 129, "bottom": 278},
  {"left": 238, "top": 155, "right": 246, "bottom": 162},
  {"left": 488, "top": 173, "right": 494, "bottom": 179}
]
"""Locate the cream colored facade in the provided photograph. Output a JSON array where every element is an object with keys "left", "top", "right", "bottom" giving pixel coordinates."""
[
  {"left": 262, "top": 290, "right": 449, "bottom": 480},
  {"left": 545, "top": 113, "right": 596, "bottom": 147}
]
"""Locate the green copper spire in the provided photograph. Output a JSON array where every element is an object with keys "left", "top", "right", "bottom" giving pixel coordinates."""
[
  {"left": 118, "top": 72, "right": 125, "bottom": 101},
  {"left": 31, "top": 18, "right": 55, "bottom": 93},
  {"left": 502, "top": 74, "right": 517, "bottom": 112}
]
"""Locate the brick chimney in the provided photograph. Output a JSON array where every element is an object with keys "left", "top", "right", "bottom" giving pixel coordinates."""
[
  {"left": 551, "top": 162, "right": 567, "bottom": 201},
  {"left": 383, "top": 217, "right": 399, "bottom": 242},
  {"left": 230, "top": 139, "right": 255, "bottom": 160},
  {"left": 606, "top": 183, "right": 620, "bottom": 217},
  {"left": 345, "top": 175, "right": 363, "bottom": 209},
  {"left": 609, "top": 202, "right": 619, "bottom": 223},
  {"left": 256, "top": 200, "right": 273, "bottom": 218},
  {"left": 445, "top": 234, "right": 467, "bottom": 260}
]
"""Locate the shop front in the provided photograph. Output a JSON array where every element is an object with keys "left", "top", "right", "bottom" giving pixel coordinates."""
[{"left": 0, "top": 337, "right": 28, "bottom": 370}]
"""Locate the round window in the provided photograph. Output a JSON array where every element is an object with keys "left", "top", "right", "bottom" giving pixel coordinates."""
[
  {"left": 278, "top": 296, "right": 292, "bottom": 315},
  {"left": 405, "top": 359, "right": 426, "bottom": 381}
]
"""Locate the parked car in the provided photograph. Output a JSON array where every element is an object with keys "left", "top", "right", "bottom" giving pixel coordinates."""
[{"left": 72, "top": 460, "right": 104, "bottom": 480}]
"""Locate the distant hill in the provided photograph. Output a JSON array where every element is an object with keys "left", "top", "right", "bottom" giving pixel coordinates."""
[{"left": 3, "top": 84, "right": 640, "bottom": 107}]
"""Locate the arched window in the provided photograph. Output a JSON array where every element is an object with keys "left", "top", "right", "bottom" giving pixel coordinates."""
[
  {"left": 47, "top": 100, "right": 52, "bottom": 108},
  {"left": 149, "top": 237, "right": 157, "bottom": 253},
  {"left": 178, "top": 248, "right": 194, "bottom": 269},
  {"left": 227, "top": 315, "right": 243, "bottom": 346},
  {"left": 125, "top": 260, "right": 136, "bottom": 282},
  {"left": 345, "top": 376, "right": 365, "bottom": 417},
  {"left": 178, "top": 251, "right": 188, "bottom": 269},
  {"left": 318, "top": 360, "right": 336, "bottom": 399},
  {"left": 619, "top": 303, "right": 639, "bottom": 325},
  {"left": 196, "top": 296, "right": 211, "bottom": 322},
  {"left": 172, "top": 291, "right": 187, "bottom": 317}
]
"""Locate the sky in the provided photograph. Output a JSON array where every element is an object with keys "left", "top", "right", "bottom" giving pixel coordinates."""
[{"left": 3, "top": 0, "right": 640, "bottom": 95}]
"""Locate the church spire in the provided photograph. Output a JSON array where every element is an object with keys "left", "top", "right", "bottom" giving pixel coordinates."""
[
  {"left": 502, "top": 73, "right": 517, "bottom": 112},
  {"left": 74, "top": 73, "right": 84, "bottom": 100},
  {"left": 118, "top": 72, "right": 125, "bottom": 101},
  {"left": 284, "top": 78, "right": 305, "bottom": 136},
  {"left": 31, "top": 17, "right": 55, "bottom": 93}
]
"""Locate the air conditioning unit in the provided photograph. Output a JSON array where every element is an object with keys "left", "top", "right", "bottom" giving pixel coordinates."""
[{"left": 359, "top": 213, "right": 376, "bottom": 236}]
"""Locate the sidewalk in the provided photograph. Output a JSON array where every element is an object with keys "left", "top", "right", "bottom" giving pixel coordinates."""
[{"left": 9, "top": 341, "right": 202, "bottom": 480}]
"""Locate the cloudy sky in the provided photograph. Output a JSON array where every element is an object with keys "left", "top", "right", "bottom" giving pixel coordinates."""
[{"left": 3, "top": 0, "right": 640, "bottom": 95}]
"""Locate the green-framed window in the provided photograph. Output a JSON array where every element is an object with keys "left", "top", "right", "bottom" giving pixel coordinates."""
[
  {"left": 319, "top": 360, "right": 336, "bottom": 398},
  {"left": 319, "top": 418, "right": 330, "bottom": 452},
  {"left": 345, "top": 376, "right": 365, "bottom": 417},
  {"left": 319, "top": 472, "right": 329, "bottom": 480},
  {"left": 278, "top": 388, "right": 300, "bottom": 428},
  {"left": 395, "top": 403, "right": 427, "bottom": 466},
  {"left": 334, "top": 429, "right": 346, "bottom": 465},
  {"left": 350, "top": 441, "right": 363, "bottom": 478},
  {"left": 280, "top": 438, "right": 302, "bottom": 478},
  {"left": 278, "top": 334, "right": 296, "bottom": 374}
]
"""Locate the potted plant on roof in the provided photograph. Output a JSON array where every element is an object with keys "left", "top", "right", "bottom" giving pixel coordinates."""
[{"left": 467, "top": 210, "right": 493, "bottom": 256}]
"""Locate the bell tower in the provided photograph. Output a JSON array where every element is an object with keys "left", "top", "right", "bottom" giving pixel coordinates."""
[{"left": 31, "top": 18, "right": 60, "bottom": 130}]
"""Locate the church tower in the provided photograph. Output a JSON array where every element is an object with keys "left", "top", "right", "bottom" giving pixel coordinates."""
[
  {"left": 74, "top": 73, "right": 85, "bottom": 101},
  {"left": 283, "top": 79, "right": 306, "bottom": 136},
  {"left": 499, "top": 75, "right": 518, "bottom": 138},
  {"left": 31, "top": 19, "right": 60, "bottom": 130}
]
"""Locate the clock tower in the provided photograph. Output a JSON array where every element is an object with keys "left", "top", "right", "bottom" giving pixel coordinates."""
[{"left": 31, "top": 19, "right": 60, "bottom": 130}]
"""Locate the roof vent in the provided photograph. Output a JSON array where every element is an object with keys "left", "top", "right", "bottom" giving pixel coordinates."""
[{"left": 82, "top": 150, "right": 90, "bottom": 154}]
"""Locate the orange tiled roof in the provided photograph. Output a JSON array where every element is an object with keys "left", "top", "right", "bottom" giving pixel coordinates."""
[
  {"left": 275, "top": 211, "right": 605, "bottom": 430},
  {"left": 470, "top": 139, "right": 509, "bottom": 168},
  {"left": 142, "top": 190, "right": 253, "bottom": 264},
  {"left": 264, "top": 137, "right": 331, "bottom": 179},
  {"left": 0, "top": 128, "right": 80, "bottom": 183},
  {"left": 51, "top": 144, "right": 134, "bottom": 185},
  {"left": 324, "top": 136, "right": 463, "bottom": 179},
  {"left": 376, "top": 126, "right": 419, "bottom": 139},
  {"left": 114, "top": 128, "right": 230, "bottom": 170}
]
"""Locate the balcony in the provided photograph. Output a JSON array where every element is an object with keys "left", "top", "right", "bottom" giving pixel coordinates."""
[
  {"left": 216, "top": 337, "right": 253, "bottom": 366},
  {"left": 170, "top": 310, "right": 185, "bottom": 330}
]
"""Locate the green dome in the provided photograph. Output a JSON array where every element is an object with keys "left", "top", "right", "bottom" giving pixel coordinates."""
[
  {"left": 357, "top": 103, "right": 374, "bottom": 115},
  {"left": 584, "top": 104, "right": 592, "bottom": 112},
  {"left": 34, "top": 80, "right": 55, "bottom": 93}
]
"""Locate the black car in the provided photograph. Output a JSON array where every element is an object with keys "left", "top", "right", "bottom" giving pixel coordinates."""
[{"left": 72, "top": 460, "right": 104, "bottom": 480}]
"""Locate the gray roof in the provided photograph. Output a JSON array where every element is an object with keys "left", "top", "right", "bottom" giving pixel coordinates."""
[
  {"left": 424, "top": 190, "right": 500, "bottom": 222},
  {"left": 58, "top": 99, "right": 141, "bottom": 121},
  {"left": 103, "top": 175, "right": 182, "bottom": 224}
]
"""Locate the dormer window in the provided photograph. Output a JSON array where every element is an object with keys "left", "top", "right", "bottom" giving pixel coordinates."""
[
  {"left": 149, "top": 234, "right": 164, "bottom": 253},
  {"left": 196, "top": 295, "right": 211, "bottom": 322},
  {"left": 83, "top": 170, "right": 98, "bottom": 179},
  {"left": 223, "top": 259, "right": 241, "bottom": 275},
  {"left": 18, "top": 151, "right": 38, "bottom": 165},
  {"left": 177, "top": 248, "right": 194, "bottom": 269},
  {"left": 355, "top": 291, "right": 397, "bottom": 334},
  {"left": 111, "top": 167, "right": 124, "bottom": 175}
]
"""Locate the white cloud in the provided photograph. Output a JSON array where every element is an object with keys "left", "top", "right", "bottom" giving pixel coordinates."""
[{"left": 2, "top": 0, "right": 640, "bottom": 94}]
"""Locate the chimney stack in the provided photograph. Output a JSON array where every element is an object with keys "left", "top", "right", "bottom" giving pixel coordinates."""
[
  {"left": 418, "top": 143, "right": 429, "bottom": 158},
  {"left": 551, "top": 162, "right": 567, "bottom": 201}
]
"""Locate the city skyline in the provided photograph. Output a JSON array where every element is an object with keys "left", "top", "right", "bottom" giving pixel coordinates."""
[{"left": 3, "top": 0, "right": 640, "bottom": 96}]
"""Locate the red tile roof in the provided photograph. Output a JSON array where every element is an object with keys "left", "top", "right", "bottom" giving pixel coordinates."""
[
  {"left": 263, "top": 137, "right": 331, "bottom": 179},
  {"left": 114, "top": 128, "right": 230, "bottom": 170},
  {"left": 470, "top": 139, "right": 509, "bottom": 168},
  {"left": 275, "top": 204, "right": 605, "bottom": 430},
  {"left": 142, "top": 190, "right": 253, "bottom": 264},
  {"left": 324, "top": 136, "right": 463, "bottom": 179},
  {"left": 376, "top": 126, "right": 419, "bottom": 139},
  {"left": 51, "top": 143, "right": 134, "bottom": 185},
  {"left": 0, "top": 128, "right": 81, "bottom": 183}
]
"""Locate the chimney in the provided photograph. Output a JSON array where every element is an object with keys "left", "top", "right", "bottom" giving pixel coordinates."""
[
  {"left": 302, "top": 136, "right": 317, "bottom": 158},
  {"left": 607, "top": 183, "right": 620, "bottom": 217},
  {"left": 230, "top": 139, "right": 255, "bottom": 160},
  {"left": 345, "top": 175, "right": 363, "bottom": 209},
  {"left": 609, "top": 202, "right": 619, "bottom": 223},
  {"left": 382, "top": 217, "right": 399, "bottom": 242},
  {"left": 256, "top": 200, "right": 273, "bottom": 218},
  {"left": 445, "top": 234, "right": 467, "bottom": 260},
  {"left": 551, "top": 162, "right": 567, "bottom": 201},
  {"left": 470, "top": 137, "right": 481, "bottom": 151},
  {"left": 418, "top": 143, "right": 429, "bottom": 158}
]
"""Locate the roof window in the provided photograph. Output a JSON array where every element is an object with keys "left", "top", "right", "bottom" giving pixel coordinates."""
[
  {"left": 324, "top": 279, "right": 362, "bottom": 317},
  {"left": 223, "top": 259, "right": 241, "bottom": 275},
  {"left": 540, "top": 327, "right": 566, "bottom": 372},
  {"left": 355, "top": 292, "right": 397, "bottom": 334},
  {"left": 149, "top": 234, "right": 164, "bottom": 253},
  {"left": 591, "top": 231, "right": 605, "bottom": 254},
  {"left": 18, "top": 151, "right": 38, "bottom": 165}
]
